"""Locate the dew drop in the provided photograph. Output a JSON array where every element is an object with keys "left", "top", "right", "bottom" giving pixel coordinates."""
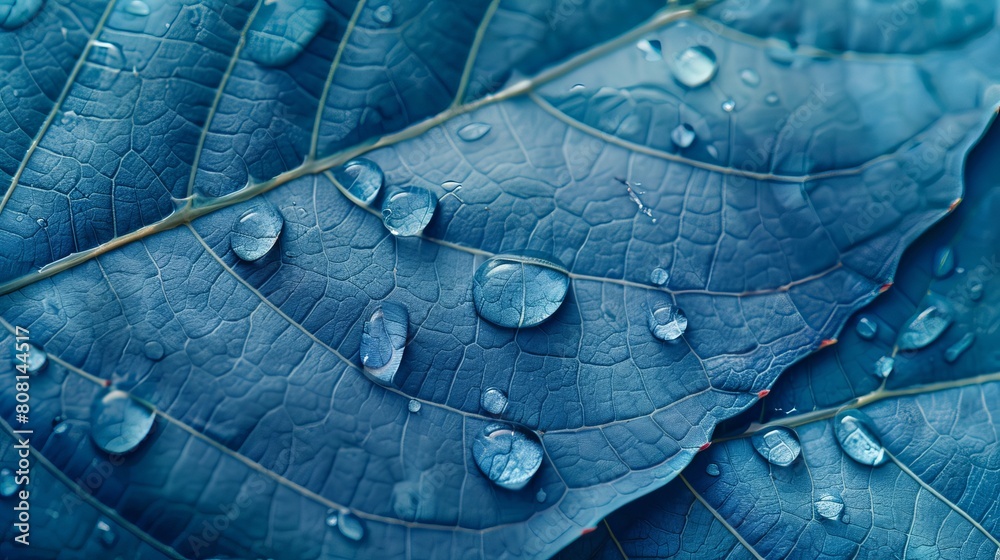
[
  {"left": 721, "top": 99, "right": 736, "bottom": 113},
  {"left": 739, "top": 68, "right": 760, "bottom": 87},
  {"left": 970, "top": 282, "right": 984, "bottom": 301},
  {"left": 649, "top": 267, "right": 670, "bottom": 286},
  {"left": 90, "top": 41, "right": 125, "bottom": 71},
  {"left": 53, "top": 421, "right": 69, "bottom": 434},
  {"left": 834, "top": 410, "right": 887, "bottom": 467},
  {"left": 457, "top": 122, "right": 492, "bottom": 142},
  {"left": 671, "top": 46, "right": 718, "bottom": 88},
  {"left": 15, "top": 343, "right": 47, "bottom": 374},
  {"left": 873, "top": 356, "right": 894, "bottom": 379},
  {"left": 333, "top": 158, "right": 385, "bottom": 205},
  {"left": 705, "top": 463, "right": 720, "bottom": 477},
  {"left": 336, "top": 511, "right": 365, "bottom": 541},
  {"left": 855, "top": 316, "right": 878, "bottom": 340},
  {"left": 124, "top": 0, "right": 151, "bottom": 16},
  {"left": 0, "top": 468, "right": 19, "bottom": 498},
  {"left": 244, "top": 0, "right": 326, "bottom": 67},
  {"left": 481, "top": 388, "right": 508, "bottom": 415},
  {"left": 143, "top": 341, "right": 165, "bottom": 361},
  {"left": 670, "top": 123, "right": 696, "bottom": 148},
  {"left": 472, "top": 253, "right": 569, "bottom": 329},
  {"left": 933, "top": 246, "right": 955, "bottom": 278},
  {"left": 897, "top": 298, "right": 952, "bottom": 350},
  {"left": 636, "top": 38, "right": 662, "bottom": 61},
  {"left": 35, "top": 218, "right": 47, "bottom": 228},
  {"left": 96, "top": 519, "right": 118, "bottom": 548},
  {"left": 325, "top": 510, "right": 338, "bottom": 527},
  {"left": 647, "top": 301, "right": 688, "bottom": 342},
  {"left": 372, "top": 4, "right": 393, "bottom": 25},
  {"left": 765, "top": 92, "right": 780, "bottom": 105},
  {"left": 706, "top": 145, "right": 719, "bottom": 159},
  {"left": 407, "top": 399, "right": 421, "bottom": 413},
  {"left": 750, "top": 426, "right": 801, "bottom": 467},
  {"left": 473, "top": 424, "right": 543, "bottom": 490},
  {"left": 815, "top": 494, "right": 844, "bottom": 520},
  {"left": 380, "top": 186, "right": 437, "bottom": 237},
  {"left": 536, "top": 488, "right": 547, "bottom": 502},
  {"left": 230, "top": 203, "right": 284, "bottom": 261},
  {"left": 360, "top": 302, "right": 408, "bottom": 385},
  {"left": 842, "top": 512, "right": 851, "bottom": 524},
  {"left": 90, "top": 390, "right": 155, "bottom": 454},
  {"left": 944, "top": 332, "right": 975, "bottom": 363},
  {"left": 0, "top": 0, "right": 43, "bottom": 30}
]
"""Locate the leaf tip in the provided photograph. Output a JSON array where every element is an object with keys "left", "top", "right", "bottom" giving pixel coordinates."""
[
  {"left": 757, "top": 389, "right": 770, "bottom": 398},
  {"left": 698, "top": 442, "right": 712, "bottom": 452},
  {"left": 819, "top": 338, "right": 838, "bottom": 349}
]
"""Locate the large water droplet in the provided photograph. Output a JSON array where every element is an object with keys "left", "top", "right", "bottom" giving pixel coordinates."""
[
  {"left": 124, "top": 0, "right": 151, "bottom": 16},
  {"left": 381, "top": 186, "right": 437, "bottom": 237},
  {"left": 90, "top": 390, "right": 155, "bottom": 454},
  {"left": 95, "top": 519, "right": 118, "bottom": 548},
  {"left": 647, "top": 301, "right": 688, "bottom": 342},
  {"left": 90, "top": 41, "right": 125, "bottom": 74},
  {"left": 933, "top": 246, "right": 955, "bottom": 278},
  {"left": 636, "top": 38, "right": 662, "bottom": 61},
  {"left": 671, "top": 46, "right": 717, "bottom": 88},
  {"left": 472, "top": 253, "right": 569, "bottom": 329},
  {"left": 0, "top": 468, "right": 19, "bottom": 497},
  {"left": 670, "top": 123, "right": 696, "bottom": 148},
  {"left": 481, "top": 388, "right": 508, "bottom": 415},
  {"left": 230, "top": 203, "right": 284, "bottom": 261},
  {"left": 360, "top": 302, "right": 408, "bottom": 385},
  {"left": 815, "top": 494, "right": 844, "bottom": 520},
  {"left": 750, "top": 426, "right": 801, "bottom": 467},
  {"left": 897, "top": 298, "right": 952, "bottom": 350},
  {"left": 855, "top": 316, "right": 878, "bottom": 340},
  {"left": 873, "top": 356, "right": 894, "bottom": 379},
  {"left": 244, "top": 0, "right": 327, "bottom": 67},
  {"left": 739, "top": 68, "right": 760, "bottom": 87},
  {"left": 407, "top": 399, "right": 421, "bottom": 413},
  {"left": 14, "top": 343, "right": 47, "bottom": 374},
  {"left": 457, "top": 122, "right": 492, "bottom": 142},
  {"left": 944, "top": 332, "right": 975, "bottom": 363},
  {"left": 650, "top": 267, "right": 670, "bottom": 286},
  {"left": 705, "top": 463, "right": 720, "bottom": 477},
  {"left": 0, "top": 0, "right": 43, "bottom": 30},
  {"left": 473, "top": 424, "right": 543, "bottom": 491},
  {"left": 372, "top": 4, "right": 393, "bottom": 25},
  {"left": 333, "top": 158, "right": 384, "bottom": 205},
  {"left": 336, "top": 511, "right": 365, "bottom": 541},
  {"left": 834, "top": 410, "right": 887, "bottom": 467}
]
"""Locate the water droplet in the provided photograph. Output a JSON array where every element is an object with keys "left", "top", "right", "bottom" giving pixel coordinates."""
[
  {"left": 944, "top": 332, "right": 975, "bottom": 363},
  {"left": 325, "top": 510, "right": 338, "bottom": 527},
  {"left": 647, "top": 301, "right": 688, "bottom": 342},
  {"left": 636, "top": 39, "right": 662, "bottom": 61},
  {"left": 765, "top": 92, "right": 780, "bottom": 105},
  {"left": 0, "top": 468, "right": 19, "bottom": 497},
  {"left": 650, "top": 267, "right": 670, "bottom": 286},
  {"left": 472, "top": 253, "right": 569, "bottom": 329},
  {"left": 90, "top": 390, "right": 155, "bottom": 454},
  {"left": 815, "top": 494, "right": 844, "bottom": 520},
  {"left": 457, "top": 122, "right": 492, "bottom": 142},
  {"left": 970, "top": 282, "right": 984, "bottom": 301},
  {"left": 0, "top": 0, "right": 43, "bottom": 30},
  {"left": 897, "top": 298, "right": 952, "bottom": 350},
  {"left": 706, "top": 145, "right": 719, "bottom": 159},
  {"left": 834, "top": 410, "right": 887, "bottom": 467},
  {"left": 230, "top": 203, "right": 284, "bottom": 261},
  {"left": 671, "top": 46, "right": 717, "bottom": 88},
  {"left": 143, "top": 341, "right": 164, "bottom": 361},
  {"left": 473, "top": 424, "right": 543, "bottom": 490},
  {"left": 336, "top": 511, "right": 365, "bottom": 541},
  {"left": 333, "top": 158, "right": 384, "bottom": 205},
  {"left": 124, "top": 0, "right": 151, "bottom": 16},
  {"left": 373, "top": 4, "right": 393, "bottom": 25},
  {"left": 481, "top": 388, "right": 508, "bottom": 415},
  {"left": 873, "top": 356, "right": 894, "bottom": 379},
  {"left": 360, "top": 302, "right": 408, "bottom": 385},
  {"left": 53, "top": 421, "right": 69, "bottom": 434},
  {"left": 15, "top": 343, "right": 47, "bottom": 374},
  {"left": 35, "top": 218, "right": 47, "bottom": 228},
  {"left": 739, "top": 68, "right": 760, "bottom": 87},
  {"left": 380, "top": 186, "right": 437, "bottom": 237},
  {"left": 751, "top": 426, "right": 801, "bottom": 467},
  {"left": 407, "top": 399, "right": 421, "bottom": 413},
  {"left": 855, "top": 316, "right": 878, "bottom": 340},
  {"left": 96, "top": 519, "right": 118, "bottom": 548},
  {"left": 721, "top": 99, "right": 736, "bottom": 113},
  {"left": 933, "top": 246, "right": 955, "bottom": 278},
  {"left": 536, "top": 488, "right": 547, "bottom": 502},
  {"left": 244, "top": 0, "right": 326, "bottom": 66},
  {"left": 90, "top": 41, "right": 125, "bottom": 74},
  {"left": 670, "top": 123, "right": 696, "bottom": 148},
  {"left": 842, "top": 512, "right": 851, "bottom": 524},
  {"left": 705, "top": 463, "right": 720, "bottom": 477}
]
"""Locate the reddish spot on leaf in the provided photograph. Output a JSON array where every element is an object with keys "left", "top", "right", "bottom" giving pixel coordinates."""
[
  {"left": 102, "top": 379, "right": 112, "bottom": 387},
  {"left": 757, "top": 389, "right": 770, "bottom": 398},
  {"left": 819, "top": 338, "right": 837, "bottom": 349},
  {"left": 581, "top": 526, "right": 597, "bottom": 535},
  {"left": 698, "top": 442, "right": 712, "bottom": 452},
  {"left": 949, "top": 198, "right": 962, "bottom": 212},
  {"left": 879, "top": 282, "right": 893, "bottom": 293}
]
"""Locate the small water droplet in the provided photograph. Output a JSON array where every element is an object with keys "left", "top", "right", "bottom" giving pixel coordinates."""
[
  {"left": 834, "top": 410, "right": 887, "bottom": 467},
  {"left": 636, "top": 38, "right": 662, "bottom": 61},
  {"left": 380, "top": 186, "right": 437, "bottom": 237},
  {"left": 855, "top": 316, "right": 878, "bottom": 340},
  {"left": 671, "top": 46, "right": 717, "bottom": 88},
  {"left": 944, "top": 332, "right": 975, "bottom": 363},
  {"left": 230, "top": 203, "right": 284, "bottom": 261},
  {"left": 970, "top": 282, "right": 984, "bottom": 301},
  {"left": 897, "top": 297, "right": 952, "bottom": 350},
  {"left": 536, "top": 488, "right": 547, "bottom": 502},
  {"left": 650, "top": 267, "right": 670, "bottom": 286},
  {"left": 0, "top": 468, "right": 19, "bottom": 497},
  {"left": 705, "top": 463, "right": 720, "bottom": 477},
  {"left": 842, "top": 512, "right": 851, "bottom": 524},
  {"left": 721, "top": 99, "right": 736, "bottom": 113},
  {"left": 373, "top": 4, "right": 393, "bottom": 25},
  {"left": 933, "top": 246, "right": 955, "bottom": 278},
  {"left": 765, "top": 92, "right": 780, "bottom": 105},
  {"left": 325, "top": 510, "right": 338, "bottom": 527},
  {"left": 751, "top": 426, "right": 801, "bottom": 467},
  {"left": 481, "top": 388, "right": 508, "bottom": 415},
  {"left": 570, "top": 83, "right": 586, "bottom": 91},
  {"left": 472, "top": 253, "right": 569, "bottom": 329},
  {"left": 14, "top": 343, "right": 47, "bottom": 374},
  {"left": 360, "top": 302, "right": 408, "bottom": 385},
  {"left": 333, "top": 158, "right": 384, "bottom": 205},
  {"left": 873, "top": 356, "right": 894, "bottom": 379},
  {"left": 473, "top": 424, "right": 543, "bottom": 490},
  {"left": 815, "top": 494, "right": 844, "bottom": 520},
  {"left": 407, "top": 399, "right": 421, "bottom": 413},
  {"left": 245, "top": 0, "right": 327, "bottom": 66},
  {"left": 143, "top": 341, "right": 165, "bottom": 361},
  {"left": 95, "top": 519, "right": 118, "bottom": 548},
  {"left": 647, "top": 301, "right": 688, "bottom": 342},
  {"left": 90, "top": 41, "right": 125, "bottom": 71},
  {"left": 670, "top": 123, "right": 696, "bottom": 148},
  {"left": 457, "top": 122, "right": 492, "bottom": 142},
  {"left": 739, "top": 68, "right": 760, "bottom": 87},
  {"left": 90, "top": 390, "right": 155, "bottom": 454},
  {"left": 706, "top": 145, "right": 719, "bottom": 159},
  {"left": 124, "top": 0, "right": 151, "bottom": 16},
  {"left": 336, "top": 511, "right": 365, "bottom": 541},
  {"left": 0, "top": 0, "right": 43, "bottom": 30},
  {"left": 53, "top": 421, "right": 69, "bottom": 434}
]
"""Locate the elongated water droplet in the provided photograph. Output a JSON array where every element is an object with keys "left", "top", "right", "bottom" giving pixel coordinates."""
[
  {"left": 90, "top": 390, "right": 155, "bottom": 454},
  {"left": 0, "top": 0, "right": 43, "bottom": 30},
  {"left": 751, "top": 426, "right": 801, "bottom": 467},
  {"left": 650, "top": 267, "right": 670, "bottom": 286},
  {"left": 647, "top": 301, "right": 688, "bottom": 342},
  {"left": 873, "top": 356, "right": 893, "bottom": 379},
  {"left": 473, "top": 424, "right": 543, "bottom": 490},
  {"left": 96, "top": 519, "right": 118, "bottom": 548},
  {"left": 970, "top": 282, "right": 984, "bottom": 301},
  {"left": 721, "top": 99, "right": 736, "bottom": 113},
  {"left": 372, "top": 4, "right": 393, "bottom": 25},
  {"left": 337, "top": 511, "right": 365, "bottom": 541},
  {"left": 671, "top": 46, "right": 717, "bottom": 88},
  {"left": 381, "top": 186, "right": 437, "bottom": 237},
  {"left": 815, "top": 494, "right": 844, "bottom": 520},
  {"left": 670, "top": 123, "right": 695, "bottom": 148},
  {"left": 473, "top": 253, "right": 569, "bottom": 329},
  {"left": 636, "top": 39, "right": 662, "bottom": 61},
  {"left": 897, "top": 298, "right": 952, "bottom": 350},
  {"left": 407, "top": 399, "right": 421, "bottom": 413},
  {"left": 765, "top": 92, "right": 779, "bottom": 105},
  {"left": 124, "top": 0, "right": 151, "bottom": 16},
  {"left": 944, "top": 332, "right": 975, "bottom": 363},
  {"left": 834, "top": 410, "right": 887, "bottom": 467},
  {"left": 0, "top": 468, "right": 18, "bottom": 497},
  {"left": 855, "top": 316, "right": 878, "bottom": 340},
  {"left": 739, "top": 68, "right": 760, "bottom": 87},
  {"left": 481, "top": 388, "right": 508, "bottom": 415},
  {"left": 457, "top": 122, "right": 492, "bottom": 142},
  {"left": 705, "top": 463, "right": 720, "bottom": 477},
  {"left": 245, "top": 0, "right": 326, "bottom": 67},
  {"left": 933, "top": 246, "right": 955, "bottom": 278},
  {"left": 143, "top": 341, "right": 164, "bottom": 361},
  {"left": 360, "top": 302, "right": 408, "bottom": 385},
  {"left": 230, "top": 203, "right": 284, "bottom": 261},
  {"left": 333, "top": 158, "right": 384, "bottom": 205}
]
